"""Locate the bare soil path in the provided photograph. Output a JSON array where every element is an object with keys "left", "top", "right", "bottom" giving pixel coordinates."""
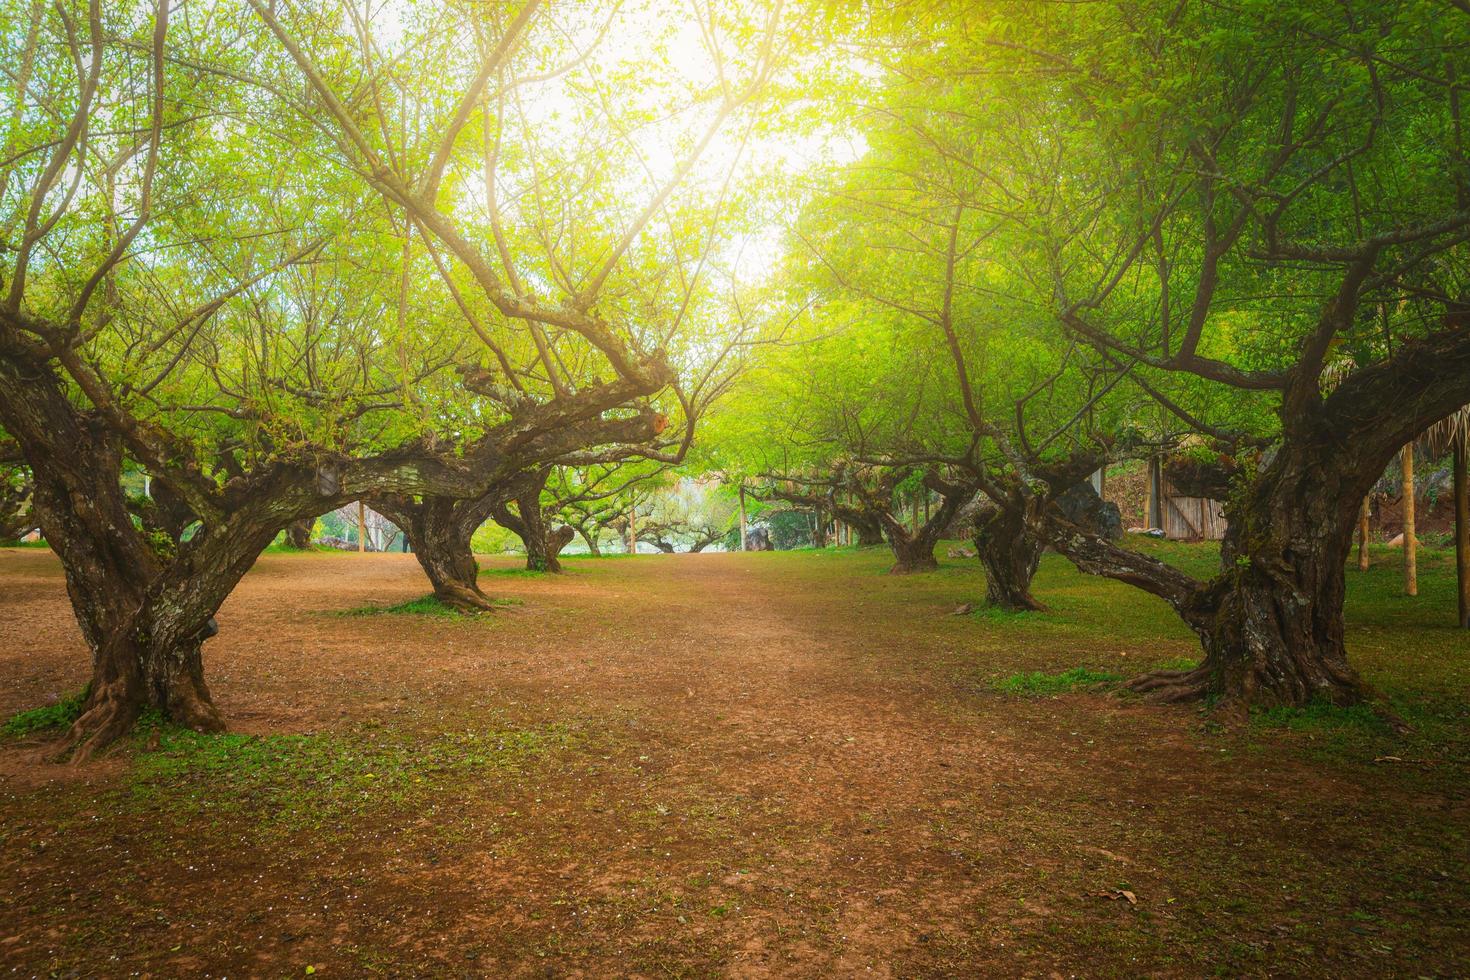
[{"left": 0, "top": 547, "right": 1466, "bottom": 977}]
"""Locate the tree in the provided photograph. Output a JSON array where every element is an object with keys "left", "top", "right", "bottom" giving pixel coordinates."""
[
  {"left": 946, "top": 0, "right": 1470, "bottom": 708},
  {"left": 0, "top": 0, "right": 780, "bottom": 755}
]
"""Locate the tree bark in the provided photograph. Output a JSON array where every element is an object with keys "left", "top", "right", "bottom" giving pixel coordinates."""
[
  {"left": 1402, "top": 446, "right": 1417, "bottom": 596},
  {"left": 370, "top": 494, "right": 498, "bottom": 611},
  {"left": 1455, "top": 441, "right": 1469, "bottom": 629},
  {"left": 574, "top": 523, "right": 603, "bottom": 557},
  {"left": 490, "top": 468, "right": 574, "bottom": 572},
  {"left": 1356, "top": 496, "right": 1371, "bottom": 571},
  {"left": 879, "top": 472, "right": 973, "bottom": 574},
  {"left": 973, "top": 503, "right": 1045, "bottom": 611},
  {"left": 1046, "top": 442, "right": 1371, "bottom": 710},
  {"left": 284, "top": 517, "right": 313, "bottom": 549}
]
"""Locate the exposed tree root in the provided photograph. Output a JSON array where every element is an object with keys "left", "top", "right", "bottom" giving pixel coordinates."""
[
  {"left": 433, "top": 583, "right": 499, "bottom": 613},
  {"left": 52, "top": 683, "right": 141, "bottom": 764},
  {"left": 987, "top": 593, "right": 1047, "bottom": 613},
  {"left": 1125, "top": 666, "right": 1215, "bottom": 704}
]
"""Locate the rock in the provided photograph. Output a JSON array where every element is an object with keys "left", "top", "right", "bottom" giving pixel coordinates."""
[
  {"left": 947, "top": 546, "right": 977, "bottom": 559},
  {"left": 1054, "top": 482, "right": 1124, "bottom": 540}
]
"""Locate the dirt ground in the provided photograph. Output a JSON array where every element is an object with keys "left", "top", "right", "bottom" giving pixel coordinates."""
[{"left": 0, "top": 546, "right": 1467, "bottom": 978}]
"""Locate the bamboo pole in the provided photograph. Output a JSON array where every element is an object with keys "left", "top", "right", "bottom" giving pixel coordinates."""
[
  {"left": 1455, "top": 441, "right": 1469, "bottom": 628},
  {"left": 357, "top": 500, "right": 366, "bottom": 554},
  {"left": 1403, "top": 446, "right": 1417, "bottom": 596},
  {"left": 1357, "top": 497, "right": 1371, "bottom": 571}
]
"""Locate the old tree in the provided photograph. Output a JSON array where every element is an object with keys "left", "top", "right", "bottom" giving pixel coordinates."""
[{"left": 0, "top": 0, "right": 779, "bottom": 755}]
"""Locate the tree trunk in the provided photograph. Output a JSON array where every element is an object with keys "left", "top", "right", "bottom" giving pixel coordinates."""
[
  {"left": 371, "top": 495, "right": 497, "bottom": 611},
  {"left": 973, "top": 504, "right": 1045, "bottom": 611},
  {"left": 1356, "top": 496, "right": 1371, "bottom": 571},
  {"left": 886, "top": 532, "right": 939, "bottom": 573},
  {"left": 1455, "top": 441, "right": 1469, "bottom": 629},
  {"left": 878, "top": 476, "right": 971, "bottom": 574},
  {"left": 738, "top": 484, "right": 747, "bottom": 552},
  {"left": 1402, "top": 446, "right": 1417, "bottom": 596},
  {"left": 0, "top": 361, "right": 240, "bottom": 758},
  {"left": 489, "top": 468, "right": 572, "bottom": 572},
  {"left": 285, "top": 517, "right": 313, "bottom": 549},
  {"left": 1051, "top": 444, "right": 1371, "bottom": 711},
  {"left": 575, "top": 524, "right": 602, "bottom": 557},
  {"left": 525, "top": 522, "right": 574, "bottom": 572}
]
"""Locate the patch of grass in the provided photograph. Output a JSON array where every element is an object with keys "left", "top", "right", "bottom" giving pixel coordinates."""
[
  {"left": 1, "top": 686, "right": 88, "bottom": 738},
  {"left": 994, "top": 667, "right": 1122, "bottom": 695},
  {"left": 127, "top": 719, "right": 575, "bottom": 832},
  {"left": 481, "top": 565, "right": 552, "bottom": 577},
  {"left": 339, "top": 594, "right": 516, "bottom": 618},
  {"left": 966, "top": 603, "right": 1049, "bottom": 623},
  {"left": 1251, "top": 698, "right": 1392, "bottom": 736}
]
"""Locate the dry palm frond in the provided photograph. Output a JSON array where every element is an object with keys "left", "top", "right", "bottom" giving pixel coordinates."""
[{"left": 1420, "top": 405, "right": 1470, "bottom": 458}]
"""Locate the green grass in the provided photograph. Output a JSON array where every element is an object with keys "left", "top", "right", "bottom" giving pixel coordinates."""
[
  {"left": 1, "top": 686, "right": 88, "bottom": 738},
  {"left": 339, "top": 594, "right": 517, "bottom": 618},
  {"left": 127, "top": 717, "right": 575, "bottom": 833},
  {"left": 481, "top": 565, "right": 552, "bottom": 577},
  {"left": 994, "top": 667, "right": 1123, "bottom": 695},
  {"left": 1252, "top": 699, "right": 1391, "bottom": 735}
]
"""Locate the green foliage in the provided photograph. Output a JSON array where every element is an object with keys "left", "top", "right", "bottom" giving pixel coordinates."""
[{"left": 2, "top": 687, "right": 89, "bottom": 738}]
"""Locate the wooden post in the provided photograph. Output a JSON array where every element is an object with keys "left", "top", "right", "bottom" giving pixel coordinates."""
[
  {"left": 1145, "top": 457, "right": 1163, "bottom": 529},
  {"left": 1357, "top": 497, "right": 1371, "bottom": 571},
  {"left": 1403, "top": 446, "right": 1417, "bottom": 596},
  {"left": 1098, "top": 465, "right": 1108, "bottom": 503},
  {"left": 628, "top": 504, "right": 637, "bottom": 555},
  {"left": 738, "top": 484, "right": 747, "bottom": 552},
  {"left": 1455, "top": 440, "right": 1469, "bottom": 628},
  {"left": 357, "top": 500, "right": 366, "bottom": 553}
]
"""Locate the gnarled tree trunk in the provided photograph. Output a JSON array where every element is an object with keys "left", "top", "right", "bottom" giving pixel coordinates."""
[
  {"left": 574, "top": 523, "right": 603, "bottom": 556},
  {"left": 851, "top": 520, "right": 884, "bottom": 546},
  {"left": 284, "top": 517, "right": 314, "bottom": 549},
  {"left": 370, "top": 494, "right": 498, "bottom": 611},
  {"left": 491, "top": 468, "right": 574, "bottom": 572},
  {"left": 972, "top": 502, "right": 1045, "bottom": 611},
  {"left": 1046, "top": 440, "right": 1377, "bottom": 712},
  {"left": 879, "top": 473, "right": 974, "bottom": 574},
  {"left": 0, "top": 359, "right": 242, "bottom": 758}
]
